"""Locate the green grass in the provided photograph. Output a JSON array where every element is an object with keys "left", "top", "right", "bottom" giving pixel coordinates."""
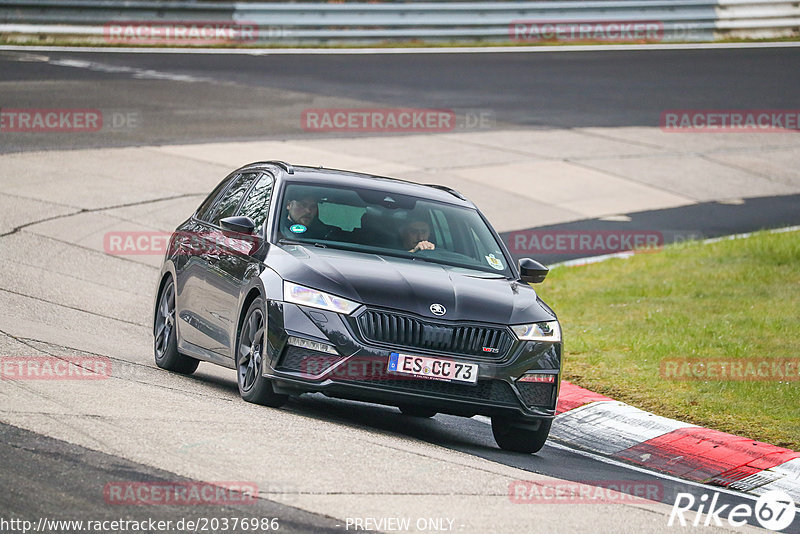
[{"left": 537, "top": 230, "right": 800, "bottom": 450}]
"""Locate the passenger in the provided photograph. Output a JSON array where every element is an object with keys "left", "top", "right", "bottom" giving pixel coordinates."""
[
  {"left": 282, "top": 193, "right": 336, "bottom": 240},
  {"left": 401, "top": 219, "right": 436, "bottom": 253}
]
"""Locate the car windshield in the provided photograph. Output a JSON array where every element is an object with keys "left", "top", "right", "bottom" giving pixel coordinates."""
[{"left": 275, "top": 182, "right": 513, "bottom": 277}]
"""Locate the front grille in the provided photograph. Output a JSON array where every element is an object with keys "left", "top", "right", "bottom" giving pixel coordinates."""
[
  {"left": 277, "top": 345, "right": 343, "bottom": 375},
  {"left": 356, "top": 310, "right": 513, "bottom": 360},
  {"left": 350, "top": 377, "right": 518, "bottom": 405},
  {"left": 516, "top": 382, "right": 556, "bottom": 408}
]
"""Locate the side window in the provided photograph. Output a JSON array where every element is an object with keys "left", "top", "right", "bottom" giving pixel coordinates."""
[
  {"left": 238, "top": 173, "right": 274, "bottom": 232},
  {"left": 196, "top": 176, "right": 235, "bottom": 222},
  {"left": 208, "top": 173, "right": 259, "bottom": 226}
]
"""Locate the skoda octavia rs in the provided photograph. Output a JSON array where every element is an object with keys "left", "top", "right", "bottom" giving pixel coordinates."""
[{"left": 153, "top": 161, "right": 562, "bottom": 453}]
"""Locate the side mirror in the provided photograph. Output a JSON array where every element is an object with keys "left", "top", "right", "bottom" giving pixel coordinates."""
[
  {"left": 519, "top": 258, "right": 549, "bottom": 284},
  {"left": 220, "top": 216, "right": 256, "bottom": 235}
]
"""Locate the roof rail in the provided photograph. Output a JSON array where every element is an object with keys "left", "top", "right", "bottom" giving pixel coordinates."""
[
  {"left": 424, "top": 184, "right": 466, "bottom": 200},
  {"left": 250, "top": 160, "right": 294, "bottom": 174}
]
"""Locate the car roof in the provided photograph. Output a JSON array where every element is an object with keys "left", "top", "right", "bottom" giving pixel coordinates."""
[{"left": 237, "top": 161, "right": 475, "bottom": 208}]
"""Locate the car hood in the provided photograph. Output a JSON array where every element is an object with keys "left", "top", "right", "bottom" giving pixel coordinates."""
[{"left": 269, "top": 245, "right": 556, "bottom": 324}]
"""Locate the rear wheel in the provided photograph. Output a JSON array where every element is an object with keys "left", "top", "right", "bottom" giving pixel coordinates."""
[
  {"left": 491, "top": 416, "right": 552, "bottom": 454},
  {"left": 154, "top": 278, "right": 199, "bottom": 375},
  {"left": 398, "top": 405, "right": 437, "bottom": 418},
  {"left": 237, "top": 297, "right": 287, "bottom": 408}
]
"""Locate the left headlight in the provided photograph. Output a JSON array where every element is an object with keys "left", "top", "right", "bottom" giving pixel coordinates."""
[
  {"left": 283, "top": 281, "right": 360, "bottom": 315},
  {"left": 511, "top": 320, "right": 561, "bottom": 343}
]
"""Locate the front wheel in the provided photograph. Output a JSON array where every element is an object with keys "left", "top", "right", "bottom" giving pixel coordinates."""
[
  {"left": 237, "top": 297, "right": 287, "bottom": 408},
  {"left": 154, "top": 278, "right": 199, "bottom": 375},
  {"left": 491, "top": 416, "right": 552, "bottom": 454}
]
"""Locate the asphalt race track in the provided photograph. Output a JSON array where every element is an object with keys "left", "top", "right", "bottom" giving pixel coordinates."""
[
  {"left": 1, "top": 47, "right": 799, "bottom": 152},
  {"left": 1, "top": 46, "right": 798, "bottom": 533}
]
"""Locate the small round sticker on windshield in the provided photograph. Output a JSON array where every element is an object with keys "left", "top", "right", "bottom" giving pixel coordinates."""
[
  {"left": 485, "top": 254, "right": 504, "bottom": 270},
  {"left": 290, "top": 224, "right": 307, "bottom": 234}
]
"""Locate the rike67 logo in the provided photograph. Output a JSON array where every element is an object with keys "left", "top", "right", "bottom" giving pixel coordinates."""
[{"left": 668, "top": 490, "right": 796, "bottom": 531}]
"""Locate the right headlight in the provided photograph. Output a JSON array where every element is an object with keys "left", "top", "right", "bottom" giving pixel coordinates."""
[
  {"left": 283, "top": 281, "right": 360, "bottom": 315},
  {"left": 511, "top": 321, "right": 561, "bottom": 343}
]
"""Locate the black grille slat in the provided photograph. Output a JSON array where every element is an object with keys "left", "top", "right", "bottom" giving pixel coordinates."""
[
  {"left": 357, "top": 310, "right": 512, "bottom": 360},
  {"left": 466, "top": 327, "right": 477, "bottom": 353}
]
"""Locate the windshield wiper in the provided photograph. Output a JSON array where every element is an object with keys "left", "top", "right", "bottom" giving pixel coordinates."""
[
  {"left": 409, "top": 255, "right": 437, "bottom": 264},
  {"left": 278, "top": 238, "right": 326, "bottom": 248}
]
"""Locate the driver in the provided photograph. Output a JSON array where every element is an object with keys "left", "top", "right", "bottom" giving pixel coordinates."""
[
  {"left": 282, "top": 192, "right": 336, "bottom": 240},
  {"left": 400, "top": 219, "right": 435, "bottom": 253}
]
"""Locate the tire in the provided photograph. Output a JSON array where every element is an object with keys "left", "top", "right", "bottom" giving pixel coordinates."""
[
  {"left": 398, "top": 405, "right": 437, "bottom": 418},
  {"left": 154, "top": 277, "right": 199, "bottom": 375},
  {"left": 236, "top": 297, "right": 288, "bottom": 408},
  {"left": 491, "top": 416, "right": 552, "bottom": 454}
]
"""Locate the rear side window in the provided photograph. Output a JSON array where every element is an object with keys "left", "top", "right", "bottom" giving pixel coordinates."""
[
  {"left": 207, "top": 173, "right": 259, "bottom": 226},
  {"left": 238, "top": 173, "right": 274, "bottom": 232},
  {"left": 195, "top": 176, "right": 235, "bottom": 222}
]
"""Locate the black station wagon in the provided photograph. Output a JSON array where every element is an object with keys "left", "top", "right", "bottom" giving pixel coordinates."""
[{"left": 153, "top": 161, "right": 562, "bottom": 453}]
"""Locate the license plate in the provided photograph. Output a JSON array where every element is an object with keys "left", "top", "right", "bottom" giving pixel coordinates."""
[{"left": 387, "top": 352, "right": 478, "bottom": 384}]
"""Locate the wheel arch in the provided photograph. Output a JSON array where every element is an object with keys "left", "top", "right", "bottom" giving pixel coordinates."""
[
  {"left": 234, "top": 286, "right": 265, "bottom": 362},
  {"left": 152, "top": 268, "right": 176, "bottom": 334}
]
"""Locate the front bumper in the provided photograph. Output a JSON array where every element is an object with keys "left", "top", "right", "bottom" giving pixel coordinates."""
[{"left": 263, "top": 300, "right": 562, "bottom": 421}]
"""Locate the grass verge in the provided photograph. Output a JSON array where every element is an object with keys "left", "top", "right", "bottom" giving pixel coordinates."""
[{"left": 537, "top": 229, "right": 800, "bottom": 450}]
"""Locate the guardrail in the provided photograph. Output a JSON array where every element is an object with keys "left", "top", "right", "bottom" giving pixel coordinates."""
[{"left": 0, "top": 0, "right": 797, "bottom": 44}]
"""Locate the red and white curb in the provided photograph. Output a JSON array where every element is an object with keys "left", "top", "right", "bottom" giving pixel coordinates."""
[{"left": 550, "top": 381, "right": 800, "bottom": 501}]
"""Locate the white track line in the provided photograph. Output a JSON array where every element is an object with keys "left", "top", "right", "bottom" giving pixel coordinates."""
[{"left": 1, "top": 42, "right": 800, "bottom": 55}]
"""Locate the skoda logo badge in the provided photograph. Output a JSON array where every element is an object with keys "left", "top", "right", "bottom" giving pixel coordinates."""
[{"left": 430, "top": 303, "right": 446, "bottom": 316}]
